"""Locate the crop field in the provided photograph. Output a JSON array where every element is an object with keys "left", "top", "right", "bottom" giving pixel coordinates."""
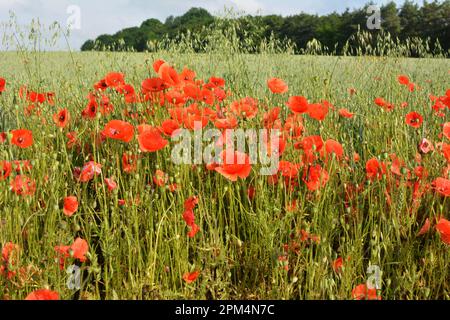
[{"left": 0, "top": 50, "right": 449, "bottom": 300}]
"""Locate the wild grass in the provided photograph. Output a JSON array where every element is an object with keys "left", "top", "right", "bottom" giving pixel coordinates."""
[{"left": 0, "top": 23, "right": 449, "bottom": 300}]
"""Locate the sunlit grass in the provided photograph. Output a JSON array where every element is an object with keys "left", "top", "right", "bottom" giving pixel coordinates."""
[{"left": 0, "top": 47, "right": 449, "bottom": 300}]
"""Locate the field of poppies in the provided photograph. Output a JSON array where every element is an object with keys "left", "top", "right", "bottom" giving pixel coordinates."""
[{"left": 0, "top": 49, "right": 449, "bottom": 300}]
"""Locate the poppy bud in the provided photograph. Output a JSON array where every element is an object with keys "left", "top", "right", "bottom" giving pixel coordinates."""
[{"left": 73, "top": 223, "right": 81, "bottom": 232}]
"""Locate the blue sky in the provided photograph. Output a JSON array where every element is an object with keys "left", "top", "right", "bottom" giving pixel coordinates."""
[{"left": 0, "top": 0, "right": 420, "bottom": 50}]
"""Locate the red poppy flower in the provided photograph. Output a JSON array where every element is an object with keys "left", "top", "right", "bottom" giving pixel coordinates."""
[
  {"left": 332, "top": 257, "right": 344, "bottom": 273},
  {"left": 213, "top": 87, "right": 227, "bottom": 102},
  {"left": 142, "top": 78, "right": 167, "bottom": 93},
  {"left": 338, "top": 108, "right": 354, "bottom": 118},
  {"left": 230, "top": 97, "right": 259, "bottom": 119},
  {"left": 247, "top": 186, "right": 256, "bottom": 200},
  {"left": 63, "top": 196, "right": 78, "bottom": 217},
  {"left": 182, "top": 196, "right": 199, "bottom": 237},
  {"left": 183, "top": 113, "right": 209, "bottom": 130},
  {"left": 25, "top": 289, "right": 59, "bottom": 300},
  {"left": 300, "top": 135, "right": 324, "bottom": 153},
  {"left": 104, "top": 177, "right": 117, "bottom": 192},
  {"left": 180, "top": 67, "right": 196, "bottom": 82},
  {"left": 167, "top": 89, "right": 187, "bottom": 106},
  {"left": 118, "top": 84, "right": 136, "bottom": 102},
  {"left": 102, "top": 120, "right": 134, "bottom": 143},
  {"left": 104, "top": 72, "right": 125, "bottom": 88},
  {"left": 263, "top": 107, "right": 281, "bottom": 128},
  {"left": 443, "top": 122, "right": 450, "bottom": 140},
  {"left": 82, "top": 97, "right": 98, "bottom": 119},
  {"left": 366, "top": 158, "right": 387, "bottom": 180},
  {"left": 442, "top": 143, "right": 450, "bottom": 163},
  {"left": 71, "top": 237, "right": 89, "bottom": 262},
  {"left": 138, "top": 127, "right": 168, "bottom": 152},
  {"left": 27, "top": 91, "right": 46, "bottom": 104},
  {"left": 183, "top": 83, "right": 201, "bottom": 99},
  {"left": 153, "top": 59, "right": 166, "bottom": 73},
  {"left": 0, "top": 160, "right": 12, "bottom": 181},
  {"left": 417, "top": 218, "right": 430, "bottom": 236},
  {"left": 0, "top": 77, "right": 6, "bottom": 93},
  {"left": 158, "top": 63, "right": 180, "bottom": 87},
  {"left": 199, "top": 88, "right": 215, "bottom": 105},
  {"left": 303, "top": 165, "right": 329, "bottom": 191},
  {"left": 11, "top": 160, "right": 32, "bottom": 173},
  {"left": 418, "top": 138, "right": 434, "bottom": 154},
  {"left": 414, "top": 166, "right": 428, "bottom": 180},
  {"left": 122, "top": 153, "right": 138, "bottom": 173},
  {"left": 10, "top": 175, "right": 36, "bottom": 196},
  {"left": 352, "top": 284, "right": 381, "bottom": 300},
  {"left": 432, "top": 177, "right": 450, "bottom": 197},
  {"left": 187, "top": 224, "right": 200, "bottom": 238},
  {"left": 184, "top": 196, "right": 199, "bottom": 211},
  {"left": 278, "top": 161, "right": 300, "bottom": 178},
  {"left": 215, "top": 150, "right": 252, "bottom": 182},
  {"left": 46, "top": 92, "right": 55, "bottom": 105},
  {"left": 54, "top": 245, "right": 70, "bottom": 269},
  {"left": 307, "top": 102, "right": 329, "bottom": 121},
  {"left": 287, "top": 96, "right": 308, "bottom": 113},
  {"left": 11, "top": 129, "right": 33, "bottom": 148},
  {"left": 2, "top": 242, "right": 19, "bottom": 263},
  {"left": 153, "top": 169, "right": 168, "bottom": 187},
  {"left": 183, "top": 270, "right": 200, "bottom": 284},
  {"left": 268, "top": 78, "right": 288, "bottom": 94},
  {"left": 56, "top": 239, "right": 89, "bottom": 267},
  {"left": 79, "top": 161, "right": 102, "bottom": 182},
  {"left": 183, "top": 209, "right": 195, "bottom": 227},
  {"left": 322, "top": 139, "right": 344, "bottom": 161},
  {"left": 374, "top": 97, "right": 386, "bottom": 107},
  {"left": 215, "top": 116, "right": 238, "bottom": 130},
  {"left": 389, "top": 153, "right": 404, "bottom": 176},
  {"left": 398, "top": 75, "right": 410, "bottom": 85},
  {"left": 436, "top": 218, "right": 450, "bottom": 245},
  {"left": 94, "top": 79, "right": 108, "bottom": 92},
  {"left": 52, "top": 108, "right": 70, "bottom": 128},
  {"left": 66, "top": 131, "right": 79, "bottom": 149},
  {"left": 405, "top": 112, "right": 423, "bottom": 128},
  {"left": 160, "top": 119, "right": 181, "bottom": 136}
]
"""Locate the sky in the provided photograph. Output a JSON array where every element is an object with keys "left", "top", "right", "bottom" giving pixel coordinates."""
[{"left": 0, "top": 0, "right": 420, "bottom": 50}]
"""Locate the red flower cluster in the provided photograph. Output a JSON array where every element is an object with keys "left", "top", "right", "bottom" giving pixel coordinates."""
[{"left": 182, "top": 196, "right": 200, "bottom": 238}]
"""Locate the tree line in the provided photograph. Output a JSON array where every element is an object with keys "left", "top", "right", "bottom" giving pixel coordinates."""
[{"left": 80, "top": 1, "right": 450, "bottom": 55}]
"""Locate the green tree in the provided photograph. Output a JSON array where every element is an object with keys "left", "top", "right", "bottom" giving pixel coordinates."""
[{"left": 381, "top": 2, "right": 401, "bottom": 36}]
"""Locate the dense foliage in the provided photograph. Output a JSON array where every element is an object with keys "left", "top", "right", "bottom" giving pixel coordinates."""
[{"left": 80, "top": 1, "right": 450, "bottom": 55}]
